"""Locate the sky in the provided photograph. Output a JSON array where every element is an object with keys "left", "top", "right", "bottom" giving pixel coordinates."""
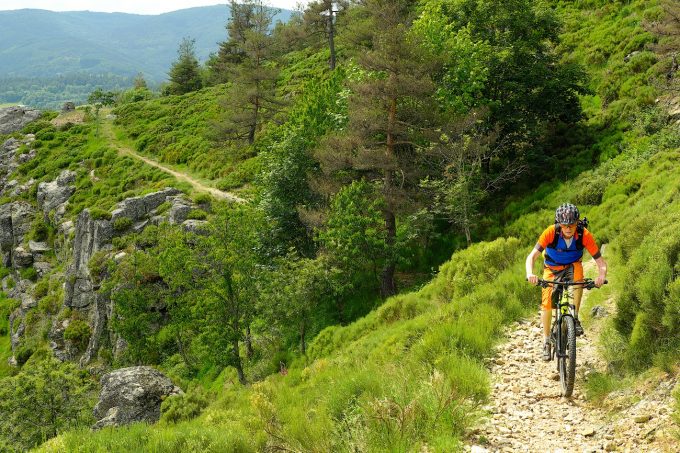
[{"left": 0, "top": 1, "right": 308, "bottom": 15}]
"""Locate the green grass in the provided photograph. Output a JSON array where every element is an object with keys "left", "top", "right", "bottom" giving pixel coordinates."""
[
  {"left": 19, "top": 0, "right": 680, "bottom": 449},
  {"left": 112, "top": 85, "right": 261, "bottom": 189},
  {"left": 37, "top": 237, "right": 533, "bottom": 452},
  {"left": 14, "top": 119, "right": 181, "bottom": 215}
]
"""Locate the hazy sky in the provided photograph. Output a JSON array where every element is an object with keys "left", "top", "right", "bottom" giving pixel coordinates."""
[{"left": 0, "top": 1, "right": 309, "bottom": 15}]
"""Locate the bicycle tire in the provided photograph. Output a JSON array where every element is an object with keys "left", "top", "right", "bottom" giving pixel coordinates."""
[{"left": 558, "top": 316, "right": 577, "bottom": 397}]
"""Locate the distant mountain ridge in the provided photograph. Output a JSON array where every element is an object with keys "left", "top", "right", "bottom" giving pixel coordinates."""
[{"left": 0, "top": 5, "right": 292, "bottom": 82}]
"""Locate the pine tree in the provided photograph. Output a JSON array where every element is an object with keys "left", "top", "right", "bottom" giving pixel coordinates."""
[
  {"left": 303, "top": 1, "right": 349, "bottom": 70},
  {"left": 167, "top": 37, "right": 203, "bottom": 95},
  {"left": 316, "top": 0, "right": 435, "bottom": 297},
  {"left": 133, "top": 72, "right": 148, "bottom": 89},
  {"left": 217, "top": 1, "right": 282, "bottom": 144}
]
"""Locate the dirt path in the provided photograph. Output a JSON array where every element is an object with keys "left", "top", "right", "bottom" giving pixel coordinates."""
[
  {"left": 467, "top": 251, "right": 678, "bottom": 452},
  {"left": 100, "top": 116, "right": 245, "bottom": 203}
]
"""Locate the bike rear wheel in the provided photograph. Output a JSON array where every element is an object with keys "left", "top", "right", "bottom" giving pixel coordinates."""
[{"left": 558, "top": 316, "right": 577, "bottom": 397}]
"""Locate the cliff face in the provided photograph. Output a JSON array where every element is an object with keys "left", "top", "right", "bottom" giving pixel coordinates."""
[{"left": 0, "top": 130, "right": 206, "bottom": 368}]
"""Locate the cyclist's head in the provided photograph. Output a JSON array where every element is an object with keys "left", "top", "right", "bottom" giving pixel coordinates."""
[{"left": 555, "top": 203, "right": 580, "bottom": 225}]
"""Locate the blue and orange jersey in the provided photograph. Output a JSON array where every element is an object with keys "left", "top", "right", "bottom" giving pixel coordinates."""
[{"left": 535, "top": 225, "right": 601, "bottom": 267}]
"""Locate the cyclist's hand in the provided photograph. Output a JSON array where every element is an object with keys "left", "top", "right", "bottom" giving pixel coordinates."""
[
  {"left": 595, "top": 276, "right": 606, "bottom": 287},
  {"left": 527, "top": 274, "right": 538, "bottom": 285}
]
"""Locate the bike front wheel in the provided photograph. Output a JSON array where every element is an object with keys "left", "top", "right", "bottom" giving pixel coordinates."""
[{"left": 558, "top": 316, "right": 577, "bottom": 397}]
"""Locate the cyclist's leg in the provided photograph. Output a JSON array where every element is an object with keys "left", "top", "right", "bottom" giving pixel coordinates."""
[
  {"left": 571, "top": 262, "right": 584, "bottom": 316},
  {"left": 541, "top": 267, "right": 556, "bottom": 338}
]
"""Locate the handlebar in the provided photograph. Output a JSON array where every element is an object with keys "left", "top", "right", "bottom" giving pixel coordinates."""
[{"left": 530, "top": 278, "right": 607, "bottom": 289}]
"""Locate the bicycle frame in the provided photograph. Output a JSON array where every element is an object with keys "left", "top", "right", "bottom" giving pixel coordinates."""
[
  {"left": 538, "top": 278, "right": 602, "bottom": 360},
  {"left": 534, "top": 277, "right": 606, "bottom": 396},
  {"left": 551, "top": 284, "right": 575, "bottom": 363}
]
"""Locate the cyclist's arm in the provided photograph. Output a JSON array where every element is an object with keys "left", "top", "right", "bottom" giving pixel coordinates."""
[
  {"left": 525, "top": 247, "right": 542, "bottom": 285},
  {"left": 594, "top": 256, "right": 607, "bottom": 287}
]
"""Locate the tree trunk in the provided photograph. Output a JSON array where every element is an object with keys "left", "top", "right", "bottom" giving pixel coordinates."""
[
  {"left": 232, "top": 338, "right": 247, "bottom": 385},
  {"left": 245, "top": 324, "right": 253, "bottom": 359},
  {"left": 249, "top": 96, "right": 259, "bottom": 144},
  {"left": 327, "top": 8, "right": 336, "bottom": 70},
  {"left": 380, "top": 95, "right": 398, "bottom": 298},
  {"left": 176, "top": 332, "right": 195, "bottom": 370}
]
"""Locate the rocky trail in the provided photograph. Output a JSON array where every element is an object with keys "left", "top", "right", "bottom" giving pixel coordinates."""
[
  {"left": 466, "top": 254, "right": 679, "bottom": 453},
  {"left": 100, "top": 115, "right": 245, "bottom": 203}
]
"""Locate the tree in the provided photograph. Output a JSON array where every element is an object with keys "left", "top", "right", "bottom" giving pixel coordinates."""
[
  {"left": 133, "top": 72, "right": 148, "bottom": 89},
  {"left": 156, "top": 207, "right": 264, "bottom": 385},
  {"left": 0, "top": 355, "right": 95, "bottom": 450},
  {"left": 258, "top": 70, "right": 348, "bottom": 257},
  {"left": 414, "top": 0, "right": 588, "bottom": 175},
  {"left": 303, "top": 1, "right": 350, "bottom": 70},
  {"left": 317, "top": 181, "right": 390, "bottom": 300},
  {"left": 261, "top": 255, "right": 337, "bottom": 354},
  {"left": 167, "top": 37, "right": 203, "bottom": 95},
  {"left": 316, "top": 0, "right": 435, "bottom": 297},
  {"left": 420, "top": 111, "right": 525, "bottom": 245},
  {"left": 87, "top": 87, "right": 116, "bottom": 106},
  {"left": 217, "top": 1, "right": 282, "bottom": 144}
]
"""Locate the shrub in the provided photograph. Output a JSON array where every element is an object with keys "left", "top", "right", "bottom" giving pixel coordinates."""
[
  {"left": 38, "top": 293, "right": 60, "bottom": 315},
  {"left": 0, "top": 297, "right": 20, "bottom": 336},
  {"left": 155, "top": 201, "right": 172, "bottom": 214},
  {"left": 15, "top": 346, "right": 34, "bottom": 366},
  {"left": 113, "top": 216, "right": 133, "bottom": 232},
  {"left": 160, "top": 385, "right": 209, "bottom": 424},
  {"left": 191, "top": 193, "right": 212, "bottom": 205},
  {"left": 32, "top": 278, "right": 49, "bottom": 299},
  {"left": 89, "top": 208, "right": 112, "bottom": 221},
  {"left": 19, "top": 267, "right": 38, "bottom": 282},
  {"left": 186, "top": 209, "right": 207, "bottom": 220},
  {"left": 63, "top": 320, "right": 91, "bottom": 351}
]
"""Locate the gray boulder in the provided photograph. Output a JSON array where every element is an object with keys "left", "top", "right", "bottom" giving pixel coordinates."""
[
  {"left": 93, "top": 366, "right": 182, "bottom": 430},
  {"left": 28, "top": 240, "right": 50, "bottom": 253},
  {"left": 0, "top": 106, "right": 41, "bottom": 134},
  {"left": 12, "top": 246, "right": 33, "bottom": 268},
  {"left": 166, "top": 195, "right": 193, "bottom": 224},
  {"left": 2, "top": 138, "right": 20, "bottom": 152},
  {"left": 110, "top": 187, "right": 181, "bottom": 224},
  {"left": 37, "top": 170, "right": 76, "bottom": 218},
  {"left": 182, "top": 219, "right": 209, "bottom": 234}
]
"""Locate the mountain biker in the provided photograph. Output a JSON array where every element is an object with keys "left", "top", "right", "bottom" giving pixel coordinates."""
[{"left": 525, "top": 203, "right": 607, "bottom": 361}]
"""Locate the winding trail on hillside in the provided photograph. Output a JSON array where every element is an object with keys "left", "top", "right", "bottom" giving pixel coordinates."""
[
  {"left": 100, "top": 116, "right": 245, "bottom": 203},
  {"left": 467, "top": 250, "right": 678, "bottom": 453}
]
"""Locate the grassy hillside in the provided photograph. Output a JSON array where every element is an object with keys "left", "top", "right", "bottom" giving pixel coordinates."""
[
  {"left": 11, "top": 0, "right": 679, "bottom": 450},
  {"left": 41, "top": 237, "right": 533, "bottom": 451},
  {"left": 112, "top": 85, "right": 259, "bottom": 193}
]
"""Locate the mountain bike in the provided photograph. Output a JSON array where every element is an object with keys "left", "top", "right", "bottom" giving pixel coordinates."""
[{"left": 537, "top": 277, "right": 606, "bottom": 397}]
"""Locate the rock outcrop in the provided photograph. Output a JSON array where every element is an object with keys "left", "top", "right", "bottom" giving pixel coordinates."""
[
  {"left": 0, "top": 106, "right": 41, "bottom": 134},
  {"left": 0, "top": 201, "right": 36, "bottom": 268},
  {"left": 0, "top": 135, "right": 36, "bottom": 196},
  {"left": 50, "top": 187, "right": 199, "bottom": 365},
  {"left": 92, "top": 366, "right": 182, "bottom": 430},
  {"left": 37, "top": 170, "right": 76, "bottom": 220}
]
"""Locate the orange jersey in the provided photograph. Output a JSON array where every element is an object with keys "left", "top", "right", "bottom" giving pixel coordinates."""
[{"left": 535, "top": 225, "right": 601, "bottom": 266}]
